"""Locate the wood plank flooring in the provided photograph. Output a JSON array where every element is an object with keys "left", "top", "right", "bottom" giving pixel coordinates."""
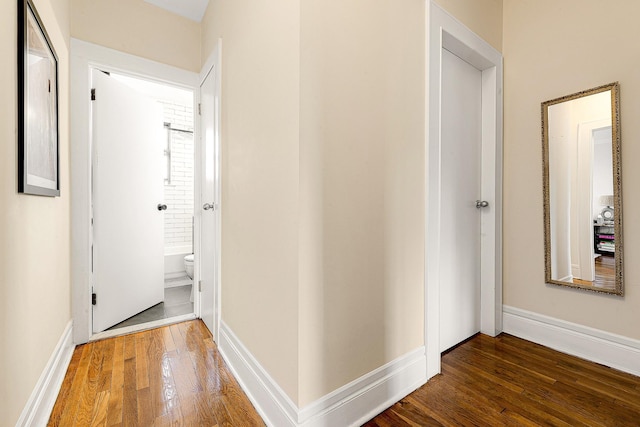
[
  {"left": 50, "top": 321, "right": 640, "bottom": 426},
  {"left": 48, "top": 320, "right": 264, "bottom": 426},
  {"left": 364, "top": 333, "right": 640, "bottom": 426}
]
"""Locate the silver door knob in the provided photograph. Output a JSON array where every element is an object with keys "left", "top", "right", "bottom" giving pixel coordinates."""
[
  {"left": 475, "top": 200, "right": 489, "bottom": 209},
  {"left": 203, "top": 203, "right": 215, "bottom": 211},
  {"left": 157, "top": 204, "right": 167, "bottom": 211}
]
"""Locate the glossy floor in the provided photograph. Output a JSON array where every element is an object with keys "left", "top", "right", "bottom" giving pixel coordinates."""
[
  {"left": 48, "top": 320, "right": 264, "bottom": 426},
  {"left": 49, "top": 322, "right": 640, "bottom": 426},
  {"left": 365, "top": 333, "right": 640, "bottom": 426}
]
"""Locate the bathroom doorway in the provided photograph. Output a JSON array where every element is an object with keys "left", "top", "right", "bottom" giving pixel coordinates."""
[
  {"left": 68, "top": 39, "right": 203, "bottom": 344},
  {"left": 71, "top": 39, "right": 220, "bottom": 345},
  {"left": 90, "top": 69, "right": 197, "bottom": 334}
]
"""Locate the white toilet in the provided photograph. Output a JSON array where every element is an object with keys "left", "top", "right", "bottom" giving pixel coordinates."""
[{"left": 184, "top": 254, "right": 194, "bottom": 279}]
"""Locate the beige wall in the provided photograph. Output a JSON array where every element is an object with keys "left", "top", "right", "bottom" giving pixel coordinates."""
[
  {"left": 503, "top": 0, "right": 640, "bottom": 339},
  {"left": 0, "top": 0, "right": 507, "bottom": 421},
  {"left": 50, "top": 0, "right": 70, "bottom": 44},
  {"left": 201, "top": 0, "right": 503, "bottom": 408},
  {"left": 202, "top": 0, "right": 424, "bottom": 406},
  {"left": 71, "top": 0, "right": 201, "bottom": 72},
  {"left": 298, "top": 0, "right": 425, "bottom": 406},
  {"left": 435, "top": 0, "right": 503, "bottom": 52},
  {"left": 201, "top": 0, "right": 301, "bottom": 402},
  {"left": 0, "top": 0, "right": 71, "bottom": 424}
]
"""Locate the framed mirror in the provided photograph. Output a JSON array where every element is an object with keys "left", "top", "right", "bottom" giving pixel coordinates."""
[{"left": 542, "top": 82, "right": 623, "bottom": 295}]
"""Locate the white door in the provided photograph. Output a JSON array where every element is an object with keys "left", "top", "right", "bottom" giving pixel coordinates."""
[
  {"left": 439, "top": 48, "right": 483, "bottom": 352},
  {"left": 92, "top": 70, "right": 165, "bottom": 333},
  {"left": 199, "top": 66, "right": 217, "bottom": 334}
]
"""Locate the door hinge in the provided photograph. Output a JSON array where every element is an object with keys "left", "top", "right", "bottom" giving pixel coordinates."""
[
  {"left": 92, "top": 293, "right": 97, "bottom": 305},
  {"left": 198, "top": 103, "right": 201, "bottom": 115},
  {"left": 91, "top": 88, "right": 96, "bottom": 101},
  {"left": 198, "top": 280, "right": 202, "bottom": 292}
]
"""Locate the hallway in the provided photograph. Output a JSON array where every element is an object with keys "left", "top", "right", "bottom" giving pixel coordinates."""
[{"left": 49, "top": 320, "right": 640, "bottom": 426}]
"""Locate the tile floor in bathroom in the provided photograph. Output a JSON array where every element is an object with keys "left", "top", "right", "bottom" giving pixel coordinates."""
[{"left": 107, "top": 276, "right": 194, "bottom": 330}]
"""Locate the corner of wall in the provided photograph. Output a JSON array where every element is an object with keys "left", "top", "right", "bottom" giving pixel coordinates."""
[{"left": 219, "top": 321, "right": 428, "bottom": 427}]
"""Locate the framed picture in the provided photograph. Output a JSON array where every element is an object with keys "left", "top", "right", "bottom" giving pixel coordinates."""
[{"left": 18, "top": 0, "right": 60, "bottom": 196}]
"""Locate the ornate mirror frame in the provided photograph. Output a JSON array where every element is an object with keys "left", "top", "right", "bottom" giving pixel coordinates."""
[{"left": 542, "top": 82, "right": 623, "bottom": 295}]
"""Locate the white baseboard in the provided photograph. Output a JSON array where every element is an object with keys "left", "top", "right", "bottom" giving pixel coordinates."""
[
  {"left": 503, "top": 305, "right": 640, "bottom": 377},
  {"left": 218, "top": 322, "right": 427, "bottom": 427},
  {"left": 16, "top": 321, "right": 75, "bottom": 427},
  {"left": 299, "top": 346, "right": 427, "bottom": 427},
  {"left": 218, "top": 323, "right": 297, "bottom": 426},
  {"left": 558, "top": 274, "right": 573, "bottom": 282}
]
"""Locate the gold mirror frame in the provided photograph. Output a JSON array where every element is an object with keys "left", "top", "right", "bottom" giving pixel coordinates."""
[{"left": 542, "top": 82, "right": 623, "bottom": 295}]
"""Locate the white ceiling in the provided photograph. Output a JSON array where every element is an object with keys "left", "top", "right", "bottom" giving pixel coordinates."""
[{"left": 144, "top": 0, "right": 210, "bottom": 22}]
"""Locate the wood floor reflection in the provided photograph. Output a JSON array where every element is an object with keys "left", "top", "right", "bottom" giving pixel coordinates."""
[
  {"left": 364, "top": 333, "right": 640, "bottom": 426},
  {"left": 47, "top": 320, "right": 264, "bottom": 426},
  {"left": 573, "top": 255, "right": 615, "bottom": 290}
]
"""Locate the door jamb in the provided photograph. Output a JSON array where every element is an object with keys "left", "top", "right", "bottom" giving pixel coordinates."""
[
  {"left": 70, "top": 39, "right": 199, "bottom": 344},
  {"left": 426, "top": 2, "right": 504, "bottom": 379}
]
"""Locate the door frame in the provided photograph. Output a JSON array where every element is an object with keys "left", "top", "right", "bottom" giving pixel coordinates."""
[
  {"left": 70, "top": 39, "right": 200, "bottom": 343},
  {"left": 575, "top": 118, "right": 610, "bottom": 281},
  {"left": 425, "top": 2, "right": 503, "bottom": 379},
  {"left": 198, "top": 40, "right": 223, "bottom": 342}
]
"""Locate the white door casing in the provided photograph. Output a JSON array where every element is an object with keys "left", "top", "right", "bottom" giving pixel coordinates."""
[
  {"left": 198, "top": 41, "right": 222, "bottom": 341},
  {"left": 426, "top": 2, "right": 503, "bottom": 378},
  {"left": 576, "top": 120, "right": 610, "bottom": 282},
  {"left": 91, "top": 70, "right": 164, "bottom": 332},
  {"left": 439, "top": 48, "right": 482, "bottom": 352},
  {"left": 70, "top": 39, "right": 199, "bottom": 344}
]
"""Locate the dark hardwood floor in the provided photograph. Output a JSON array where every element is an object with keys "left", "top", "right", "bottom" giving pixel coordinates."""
[
  {"left": 49, "top": 321, "right": 640, "bottom": 426},
  {"left": 48, "top": 320, "right": 264, "bottom": 426},
  {"left": 364, "top": 333, "right": 640, "bottom": 426}
]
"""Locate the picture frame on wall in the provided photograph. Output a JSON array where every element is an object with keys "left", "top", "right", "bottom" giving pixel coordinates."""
[{"left": 17, "top": 0, "right": 60, "bottom": 196}]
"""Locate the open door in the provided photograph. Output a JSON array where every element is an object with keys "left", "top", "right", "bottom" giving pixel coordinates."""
[
  {"left": 91, "top": 70, "right": 165, "bottom": 333},
  {"left": 199, "top": 64, "right": 217, "bottom": 335}
]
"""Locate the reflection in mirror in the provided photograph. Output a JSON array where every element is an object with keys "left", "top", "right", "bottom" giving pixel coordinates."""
[{"left": 542, "top": 83, "right": 623, "bottom": 295}]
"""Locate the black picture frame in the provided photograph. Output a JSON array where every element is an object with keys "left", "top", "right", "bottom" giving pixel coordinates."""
[{"left": 17, "top": 0, "right": 60, "bottom": 197}]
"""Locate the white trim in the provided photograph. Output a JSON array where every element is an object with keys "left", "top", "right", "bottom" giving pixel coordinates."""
[
  {"left": 70, "top": 39, "right": 199, "bottom": 343},
  {"left": 71, "top": 39, "right": 197, "bottom": 89},
  {"left": 16, "top": 321, "right": 74, "bottom": 427},
  {"left": 219, "top": 322, "right": 297, "bottom": 426},
  {"left": 559, "top": 274, "right": 574, "bottom": 283},
  {"left": 426, "top": 1, "right": 503, "bottom": 380},
  {"left": 503, "top": 305, "right": 640, "bottom": 377},
  {"left": 89, "top": 313, "right": 197, "bottom": 342},
  {"left": 218, "top": 322, "right": 427, "bottom": 427},
  {"left": 577, "top": 118, "right": 611, "bottom": 281},
  {"left": 299, "top": 347, "right": 427, "bottom": 427}
]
